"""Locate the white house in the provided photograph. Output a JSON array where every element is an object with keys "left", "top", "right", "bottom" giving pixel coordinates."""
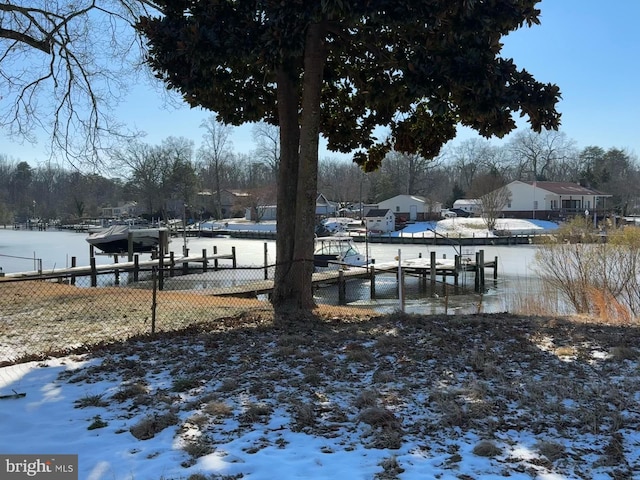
[
  {"left": 245, "top": 205, "right": 277, "bottom": 221},
  {"left": 453, "top": 199, "right": 483, "bottom": 216},
  {"left": 373, "top": 194, "right": 442, "bottom": 221},
  {"left": 364, "top": 208, "right": 395, "bottom": 233},
  {"left": 501, "top": 181, "right": 611, "bottom": 219},
  {"left": 101, "top": 201, "right": 140, "bottom": 219},
  {"left": 316, "top": 193, "right": 339, "bottom": 216}
]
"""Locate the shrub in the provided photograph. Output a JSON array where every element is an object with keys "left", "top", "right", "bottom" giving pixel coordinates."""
[{"left": 535, "top": 223, "right": 640, "bottom": 321}]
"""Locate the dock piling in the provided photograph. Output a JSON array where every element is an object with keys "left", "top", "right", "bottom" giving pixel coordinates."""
[
  {"left": 169, "top": 252, "right": 175, "bottom": 277},
  {"left": 264, "top": 242, "right": 269, "bottom": 280},
  {"left": 90, "top": 257, "right": 97, "bottom": 287},
  {"left": 71, "top": 257, "right": 77, "bottom": 285},
  {"left": 369, "top": 265, "right": 376, "bottom": 299},
  {"left": 133, "top": 255, "right": 139, "bottom": 282},
  {"left": 430, "top": 251, "right": 437, "bottom": 291},
  {"left": 113, "top": 254, "right": 120, "bottom": 285}
]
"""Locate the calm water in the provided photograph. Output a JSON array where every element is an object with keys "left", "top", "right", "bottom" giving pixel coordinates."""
[{"left": 0, "top": 227, "right": 551, "bottom": 315}]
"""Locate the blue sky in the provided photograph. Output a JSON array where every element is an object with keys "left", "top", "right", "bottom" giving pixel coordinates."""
[{"left": 3, "top": 0, "right": 639, "bottom": 166}]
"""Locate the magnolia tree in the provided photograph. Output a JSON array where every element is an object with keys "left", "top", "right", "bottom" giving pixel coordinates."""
[{"left": 136, "top": 1, "right": 561, "bottom": 322}]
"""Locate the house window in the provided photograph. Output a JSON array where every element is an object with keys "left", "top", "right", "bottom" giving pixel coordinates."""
[
  {"left": 533, "top": 201, "right": 538, "bottom": 210},
  {"left": 395, "top": 206, "right": 400, "bottom": 212}
]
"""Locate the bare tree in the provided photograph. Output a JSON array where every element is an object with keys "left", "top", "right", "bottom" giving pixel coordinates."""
[
  {"left": 481, "top": 185, "right": 512, "bottom": 232},
  {"left": 241, "top": 185, "right": 277, "bottom": 222},
  {"left": 112, "top": 139, "right": 165, "bottom": 215},
  {"left": 318, "top": 158, "right": 364, "bottom": 206},
  {"left": 198, "top": 116, "right": 233, "bottom": 219},
  {"left": 469, "top": 172, "right": 511, "bottom": 232},
  {"left": 160, "top": 136, "right": 196, "bottom": 214},
  {"left": 252, "top": 123, "right": 279, "bottom": 181},
  {"left": 0, "top": 1, "right": 158, "bottom": 164},
  {"left": 508, "top": 130, "right": 576, "bottom": 181},
  {"left": 449, "top": 139, "right": 511, "bottom": 192}
]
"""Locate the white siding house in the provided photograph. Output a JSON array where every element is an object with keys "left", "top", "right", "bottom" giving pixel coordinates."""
[
  {"left": 316, "top": 193, "right": 339, "bottom": 216},
  {"left": 101, "top": 202, "right": 140, "bottom": 219},
  {"left": 245, "top": 205, "right": 277, "bottom": 221},
  {"left": 374, "top": 195, "right": 442, "bottom": 221},
  {"left": 501, "top": 181, "right": 611, "bottom": 219},
  {"left": 453, "top": 199, "right": 483, "bottom": 215},
  {"left": 364, "top": 209, "right": 395, "bottom": 233}
]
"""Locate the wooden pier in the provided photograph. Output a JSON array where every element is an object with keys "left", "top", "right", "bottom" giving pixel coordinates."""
[
  {"left": 0, "top": 248, "right": 237, "bottom": 289},
  {"left": 198, "top": 250, "right": 497, "bottom": 303},
  {"left": 1, "top": 242, "right": 497, "bottom": 308}
]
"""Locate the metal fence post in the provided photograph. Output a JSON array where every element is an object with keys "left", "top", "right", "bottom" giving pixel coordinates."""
[{"left": 151, "top": 267, "right": 157, "bottom": 334}]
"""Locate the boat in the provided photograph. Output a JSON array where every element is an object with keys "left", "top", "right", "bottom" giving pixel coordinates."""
[
  {"left": 86, "top": 225, "right": 168, "bottom": 254},
  {"left": 313, "top": 236, "right": 369, "bottom": 269}
]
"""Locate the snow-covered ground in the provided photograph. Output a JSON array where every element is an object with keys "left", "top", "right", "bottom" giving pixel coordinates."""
[
  {"left": 205, "top": 218, "right": 559, "bottom": 238},
  {"left": 415, "top": 218, "right": 558, "bottom": 238},
  {"left": 1, "top": 313, "right": 638, "bottom": 480}
]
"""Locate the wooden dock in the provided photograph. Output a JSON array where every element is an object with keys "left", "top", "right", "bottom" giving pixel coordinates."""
[
  {"left": 200, "top": 250, "right": 497, "bottom": 302},
  {"left": 1, "top": 245, "right": 497, "bottom": 306},
  {"left": 0, "top": 248, "right": 237, "bottom": 288}
]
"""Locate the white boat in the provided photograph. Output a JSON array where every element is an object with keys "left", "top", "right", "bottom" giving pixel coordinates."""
[
  {"left": 86, "top": 225, "right": 168, "bottom": 254},
  {"left": 313, "top": 236, "right": 369, "bottom": 269}
]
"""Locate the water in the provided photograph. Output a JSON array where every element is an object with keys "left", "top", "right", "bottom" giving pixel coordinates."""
[{"left": 0, "top": 227, "right": 548, "bottom": 314}]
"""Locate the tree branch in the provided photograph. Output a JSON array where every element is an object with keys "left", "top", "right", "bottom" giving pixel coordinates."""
[{"left": 0, "top": 27, "right": 50, "bottom": 53}]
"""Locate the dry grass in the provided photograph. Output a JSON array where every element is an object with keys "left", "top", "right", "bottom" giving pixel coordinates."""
[
  {"left": 5, "top": 280, "right": 640, "bottom": 478},
  {"left": 537, "top": 440, "right": 566, "bottom": 462},
  {"left": 0, "top": 279, "right": 378, "bottom": 364},
  {"left": 130, "top": 412, "right": 180, "bottom": 440},
  {"left": 472, "top": 440, "right": 502, "bottom": 457},
  {"left": 203, "top": 401, "right": 233, "bottom": 419}
]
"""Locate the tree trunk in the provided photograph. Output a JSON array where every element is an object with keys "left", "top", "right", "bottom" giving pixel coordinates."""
[
  {"left": 272, "top": 23, "right": 327, "bottom": 323},
  {"left": 272, "top": 61, "right": 301, "bottom": 314}
]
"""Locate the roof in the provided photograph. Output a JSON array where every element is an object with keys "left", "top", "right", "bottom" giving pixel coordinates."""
[
  {"left": 365, "top": 208, "right": 392, "bottom": 218},
  {"left": 380, "top": 194, "right": 426, "bottom": 204},
  {"left": 523, "top": 181, "right": 610, "bottom": 196}
]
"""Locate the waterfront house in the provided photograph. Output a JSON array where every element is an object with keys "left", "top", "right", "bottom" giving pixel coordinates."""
[
  {"left": 453, "top": 199, "right": 483, "bottom": 216},
  {"left": 196, "top": 189, "right": 251, "bottom": 218},
  {"left": 100, "top": 201, "right": 140, "bottom": 219},
  {"left": 372, "top": 194, "right": 442, "bottom": 221},
  {"left": 499, "top": 181, "right": 611, "bottom": 220},
  {"left": 316, "top": 193, "right": 339, "bottom": 216}
]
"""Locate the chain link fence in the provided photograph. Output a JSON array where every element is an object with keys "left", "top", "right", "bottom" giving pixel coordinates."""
[{"left": 0, "top": 259, "right": 390, "bottom": 365}]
